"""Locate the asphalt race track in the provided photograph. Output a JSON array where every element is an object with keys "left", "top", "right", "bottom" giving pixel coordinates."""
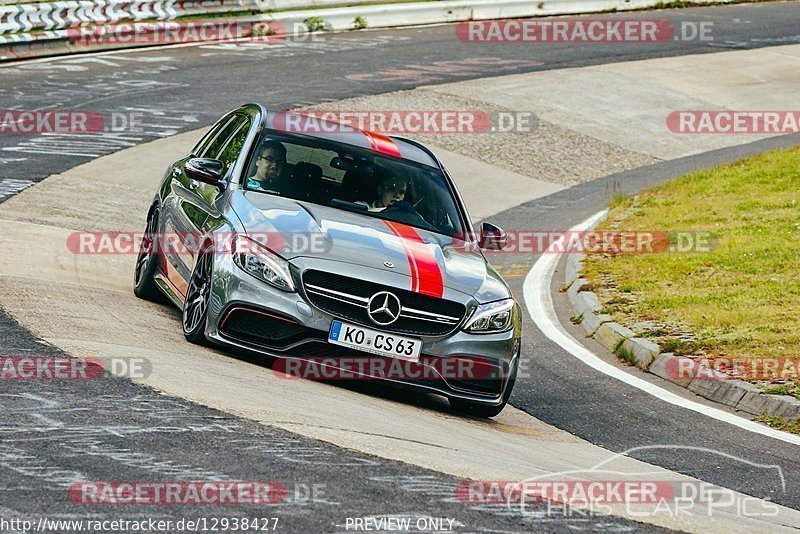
[
  {"left": 491, "top": 133, "right": 800, "bottom": 508},
  {"left": 2, "top": 313, "right": 666, "bottom": 532},
  {"left": 2, "top": 2, "right": 800, "bottom": 532},
  {"left": 3, "top": 2, "right": 800, "bottom": 190}
]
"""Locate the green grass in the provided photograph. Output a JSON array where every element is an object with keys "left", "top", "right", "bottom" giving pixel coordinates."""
[
  {"left": 652, "top": 2, "right": 696, "bottom": 9},
  {"left": 583, "top": 147, "right": 800, "bottom": 363},
  {"left": 609, "top": 191, "right": 628, "bottom": 209},
  {"left": 756, "top": 415, "right": 800, "bottom": 435},
  {"left": 661, "top": 338, "right": 690, "bottom": 354},
  {"left": 615, "top": 342, "right": 637, "bottom": 367},
  {"left": 304, "top": 16, "right": 327, "bottom": 32},
  {"left": 760, "top": 384, "right": 792, "bottom": 396}
]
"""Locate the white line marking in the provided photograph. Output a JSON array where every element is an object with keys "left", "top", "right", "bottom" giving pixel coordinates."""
[
  {"left": 523, "top": 210, "right": 800, "bottom": 446},
  {"left": 0, "top": 39, "right": 235, "bottom": 68}
]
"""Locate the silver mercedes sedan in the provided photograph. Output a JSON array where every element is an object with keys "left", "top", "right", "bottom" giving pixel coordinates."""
[{"left": 134, "top": 103, "right": 521, "bottom": 417}]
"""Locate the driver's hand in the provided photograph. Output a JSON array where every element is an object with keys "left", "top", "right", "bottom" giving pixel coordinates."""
[{"left": 387, "top": 200, "right": 414, "bottom": 212}]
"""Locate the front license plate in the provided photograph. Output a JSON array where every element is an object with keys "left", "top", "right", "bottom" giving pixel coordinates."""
[{"left": 328, "top": 321, "right": 422, "bottom": 362}]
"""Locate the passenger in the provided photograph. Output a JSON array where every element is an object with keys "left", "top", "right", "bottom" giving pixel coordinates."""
[{"left": 247, "top": 141, "right": 291, "bottom": 194}]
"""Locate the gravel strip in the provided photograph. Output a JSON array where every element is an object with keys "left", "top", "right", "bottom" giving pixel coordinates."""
[{"left": 300, "top": 88, "right": 658, "bottom": 186}]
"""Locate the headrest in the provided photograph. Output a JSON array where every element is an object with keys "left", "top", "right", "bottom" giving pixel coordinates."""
[{"left": 293, "top": 162, "right": 322, "bottom": 181}]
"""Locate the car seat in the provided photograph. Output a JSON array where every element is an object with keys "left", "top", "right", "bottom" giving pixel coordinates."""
[{"left": 291, "top": 162, "right": 323, "bottom": 203}]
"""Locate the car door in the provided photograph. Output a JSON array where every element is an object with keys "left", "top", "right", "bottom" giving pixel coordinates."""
[{"left": 161, "top": 113, "right": 249, "bottom": 297}]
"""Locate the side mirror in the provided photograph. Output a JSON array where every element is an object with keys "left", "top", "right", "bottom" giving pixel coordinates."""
[
  {"left": 478, "top": 222, "right": 507, "bottom": 250},
  {"left": 185, "top": 158, "right": 225, "bottom": 189}
]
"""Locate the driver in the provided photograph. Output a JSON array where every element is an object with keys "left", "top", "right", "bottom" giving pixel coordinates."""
[
  {"left": 368, "top": 174, "right": 408, "bottom": 212},
  {"left": 247, "top": 141, "right": 291, "bottom": 194}
]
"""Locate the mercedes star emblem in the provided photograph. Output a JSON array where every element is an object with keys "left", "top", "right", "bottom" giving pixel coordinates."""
[{"left": 367, "top": 291, "right": 402, "bottom": 326}]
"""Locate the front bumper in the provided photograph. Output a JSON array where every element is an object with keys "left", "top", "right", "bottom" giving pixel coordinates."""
[{"left": 204, "top": 253, "right": 521, "bottom": 405}]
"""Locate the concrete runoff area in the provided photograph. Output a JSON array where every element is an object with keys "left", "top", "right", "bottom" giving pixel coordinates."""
[
  {"left": 425, "top": 146, "right": 564, "bottom": 222},
  {"left": 425, "top": 44, "right": 800, "bottom": 161},
  {"left": 2, "top": 44, "right": 800, "bottom": 531}
]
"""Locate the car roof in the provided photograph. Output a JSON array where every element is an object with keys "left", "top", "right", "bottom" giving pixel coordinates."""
[{"left": 251, "top": 106, "right": 440, "bottom": 168}]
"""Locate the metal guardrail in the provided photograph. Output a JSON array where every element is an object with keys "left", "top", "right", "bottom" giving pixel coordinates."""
[
  {"left": 0, "top": 0, "right": 259, "bottom": 35},
  {"left": 0, "top": 0, "right": 386, "bottom": 35}
]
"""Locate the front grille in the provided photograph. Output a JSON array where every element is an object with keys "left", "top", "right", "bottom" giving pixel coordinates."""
[
  {"left": 219, "top": 307, "right": 323, "bottom": 348},
  {"left": 282, "top": 341, "right": 503, "bottom": 396},
  {"left": 302, "top": 270, "right": 467, "bottom": 337},
  {"left": 445, "top": 356, "right": 506, "bottom": 396}
]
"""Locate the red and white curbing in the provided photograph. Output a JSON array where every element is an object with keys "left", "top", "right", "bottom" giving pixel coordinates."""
[
  {"left": 0, "top": 0, "right": 255, "bottom": 35},
  {"left": 564, "top": 246, "right": 800, "bottom": 423}
]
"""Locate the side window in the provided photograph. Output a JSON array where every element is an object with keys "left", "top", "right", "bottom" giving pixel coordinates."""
[
  {"left": 192, "top": 115, "right": 234, "bottom": 156},
  {"left": 216, "top": 118, "right": 251, "bottom": 175},
  {"left": 200, "top": 114, "right": 247, "bottom": 160}
]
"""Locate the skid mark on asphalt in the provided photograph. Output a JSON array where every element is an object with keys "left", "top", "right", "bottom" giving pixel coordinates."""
[
  {"left": 198, "top": 34, "right": 412, "bottom": 57},
  {"left": 0, "top": 178, "right": 32, "bottom": 200},
  {"left": 0, "top": 55, "right": 200, "bottom": 165},
  {"left": 2, "top": 106, "right": 199, "bottom": 158},
  {"left": 271, "top": 423, "right": 459, "bottom": 451},
  {"left": 346, "top": 57, "right": 544, "bottom": 85}
]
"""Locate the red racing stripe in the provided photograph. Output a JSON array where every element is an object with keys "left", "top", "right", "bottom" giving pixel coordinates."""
[
  {"left": 384, "top": 221, "right": 444, "bottom": 298},
  {"left": 363, "top": 130, "right": 402, "bottom": 158},
  {"left": 384, "top": 221, "right": 418, "bottom": 292}
]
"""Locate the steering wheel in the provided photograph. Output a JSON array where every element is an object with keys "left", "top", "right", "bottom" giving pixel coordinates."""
[{"left": 382, "top": 200, "right": 438, "bottom": 232}]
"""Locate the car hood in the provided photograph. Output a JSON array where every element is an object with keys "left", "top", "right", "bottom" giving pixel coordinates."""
[{"left": 230, "top": 191, "right": 510, "bottom": 302}]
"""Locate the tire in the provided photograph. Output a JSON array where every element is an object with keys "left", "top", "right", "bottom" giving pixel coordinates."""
[
  {"left": 450, "top": 356, "right": 519, "bottom": 418},
  {"left": 182, "top": 247, "right": 213, "bottom": 345},
  {"left": 133, "top": 209, "right": 168, "bottom": 303}
]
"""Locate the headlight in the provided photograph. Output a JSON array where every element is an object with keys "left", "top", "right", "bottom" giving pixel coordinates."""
[
  {"left": 232, "top": 235, "right": 295, "bottom": 292},
  {"left": 464, "top": 299, "right": 515, "bottom": 333}
]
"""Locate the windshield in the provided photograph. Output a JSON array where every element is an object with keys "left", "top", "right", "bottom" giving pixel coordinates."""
[{"left": 242, "top": 132, "right": 465, "bottom": 237}]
